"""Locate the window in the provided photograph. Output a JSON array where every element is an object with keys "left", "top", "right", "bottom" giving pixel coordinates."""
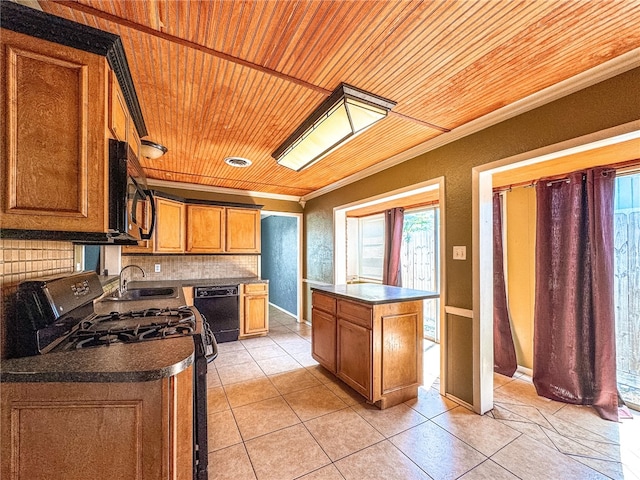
[{"left": 357, "top": 214, "right": 385, "bottom": 282}]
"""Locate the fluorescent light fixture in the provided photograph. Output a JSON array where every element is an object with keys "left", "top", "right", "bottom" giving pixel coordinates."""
[
  {"left": 272, "top": 83, "right": 396, "bottom": 171},
  {"left": 140, "top": 139, "right": 168, "bottom": 159}
]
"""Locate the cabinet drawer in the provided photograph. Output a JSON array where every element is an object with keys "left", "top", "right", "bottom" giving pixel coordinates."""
[
  {"left": 312, "top": 292, "right": 336, "bottom": 315},
  {"left": 338, "top": 300, "right": 372, "bottom": 329},
  {"left": 243, "top": 283, "right": 268, "bottom": 294}
]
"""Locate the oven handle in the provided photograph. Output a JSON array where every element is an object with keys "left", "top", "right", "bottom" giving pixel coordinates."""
[{"left": 200, "top": 313, "right": 218, "bottom": 362}]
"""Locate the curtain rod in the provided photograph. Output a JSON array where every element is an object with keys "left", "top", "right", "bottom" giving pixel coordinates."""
[{"left": 493, "top": 159, "right": 640, "bottom": 193}]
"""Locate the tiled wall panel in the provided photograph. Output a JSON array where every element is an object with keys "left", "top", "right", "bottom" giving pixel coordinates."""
[{"left": 1, "top": 239, "right": 75, "bottom": 358}]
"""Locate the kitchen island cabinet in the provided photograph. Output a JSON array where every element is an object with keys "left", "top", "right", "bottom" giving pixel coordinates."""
[{"left": 311, "top": 284, "right": 437, "bottom": 409}]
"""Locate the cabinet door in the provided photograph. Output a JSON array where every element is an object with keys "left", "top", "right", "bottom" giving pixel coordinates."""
[
  {"left": 154, "top": 198, "right": 185, "bottom": 253},
  {"left": 0, "top": 29, "right": 108, "bottom": 233},
  {"left": 243, "top": 293, "right": 269, "bottom": 335},
  {"left": 108, "top": 69, "right": 128, "bottom": 142},
  {"left": 225, "top": 208, "right": 260, "bottom": 253},
  {"left": 337, "top": 319, "right": 372, "bottom": 399},
  {"left": 127, "top": 117, "right": 141, "bottom": 159},
  {"left": 311, "top": 308, "right": 337, "bottom": 373},
  {"left": 186, "top": 205, "right": 224, "bottom": 253}
]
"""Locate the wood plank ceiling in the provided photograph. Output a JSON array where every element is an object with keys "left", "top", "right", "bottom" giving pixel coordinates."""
[{"left": 39, "top": 0, "right": 640, "bottom": 198}]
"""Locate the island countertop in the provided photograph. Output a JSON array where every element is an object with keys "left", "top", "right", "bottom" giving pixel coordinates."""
[{"left": 311, "top": 283, "right": 438, "bottom": 305}]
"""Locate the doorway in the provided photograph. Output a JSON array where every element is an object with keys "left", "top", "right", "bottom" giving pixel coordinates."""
[
  {"left": 260, "top": 212, "right": 303, "bottom": 321},
  {"left": 474, "top": 123, "right": 640, "bottom": 414}
]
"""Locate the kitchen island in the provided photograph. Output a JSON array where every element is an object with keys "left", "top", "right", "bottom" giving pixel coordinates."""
[{"left": 311, "top": 283, "right": 438, "bottom": 409}]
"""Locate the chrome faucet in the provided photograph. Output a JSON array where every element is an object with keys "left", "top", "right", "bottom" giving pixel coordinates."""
[{"left": 119, "top": 264, "right": 145, "bottom": 294}]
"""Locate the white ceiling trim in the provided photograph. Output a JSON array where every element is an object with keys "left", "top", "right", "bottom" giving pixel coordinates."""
[
  {"left": 147, "top": 178, "right": 302, "bottom": 202},
  {"left": 302, "top": 47, "right": 640, "bottom": 202}
]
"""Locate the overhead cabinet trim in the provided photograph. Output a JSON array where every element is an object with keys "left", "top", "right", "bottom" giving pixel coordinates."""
[{"left": 0, "top": 1, "right": 147, "bottom": 137}]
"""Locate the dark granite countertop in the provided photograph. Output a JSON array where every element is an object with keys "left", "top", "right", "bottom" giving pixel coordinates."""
[
  {"left": 312, "top": 283, "right": 438, "bottom": 304},
  {"left": 126, "top": 277, "right": 266, "bottom": 290},
  {"left": 1, "top": 287, "right": 195, "bottom": 383},
  {"left": 0, "top": 338, "right": 194, "bottom": 383}
]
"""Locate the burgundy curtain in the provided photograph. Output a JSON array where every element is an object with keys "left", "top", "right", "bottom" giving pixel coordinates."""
[
  {"left": 533, "top": 168, "right": 618, "bottom": 421},
  {"left": 493, "top": 193, "right": 518, "bottom": 377},
  {"left": 383, "top": 207, "right": 404, "bottom": 286}
]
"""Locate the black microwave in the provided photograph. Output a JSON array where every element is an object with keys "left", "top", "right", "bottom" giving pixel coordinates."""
[{"left": 108, "top": 139, "right": 155, "bottom": 242}]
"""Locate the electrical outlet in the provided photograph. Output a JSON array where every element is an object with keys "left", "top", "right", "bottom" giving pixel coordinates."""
[
  {"left": 453, "top": 246, "right": 466, "bottom": 260},
  {"left": 154, "top": 264, "right": 161, "bottom": 273}
]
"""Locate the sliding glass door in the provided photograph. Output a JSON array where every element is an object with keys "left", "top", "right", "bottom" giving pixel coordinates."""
[{"left": 614, "top": 172, "right": 640, "bottom": 410}]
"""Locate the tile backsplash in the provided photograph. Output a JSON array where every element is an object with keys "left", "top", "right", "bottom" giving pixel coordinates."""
[
  {"left": 121, "top": 254, "right": 259, "bottom": 281},
  {"left": 1, "top": 239, "right": 75, "bottom": 358}
]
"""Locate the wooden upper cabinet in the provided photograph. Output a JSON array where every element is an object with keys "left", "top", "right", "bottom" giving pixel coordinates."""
[
  {"left": 0, "top": 29, "right": 108, "bottom": 233},
  {"left": 186, "top": 205, "right": 225, "bottom": 253},
  {"left": 121, "top": 199, "right": 261, "bottom": 256},
  {"left": 226, "top": 208, "right": 261, "bottom": 253},
  {"left": 127, "top": 115, "right": 141, "bottom": 159},
  {"left": 108, "top": 69, "right": 128, "bottom": 142},
  {"left": 154, "top": 197, "right": 185, "bottom": 253}
]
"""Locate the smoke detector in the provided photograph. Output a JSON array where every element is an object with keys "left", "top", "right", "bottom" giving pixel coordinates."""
[{"left": 224, "top": 157, "right": 252, "bottom": 168}]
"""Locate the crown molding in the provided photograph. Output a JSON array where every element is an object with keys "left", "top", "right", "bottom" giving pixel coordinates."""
[
  {"left": 147, "top": 179, "right": 302, "bottom": 203},
  {"left": 302, "top": 48, "right": 640, "bottom": 202}
]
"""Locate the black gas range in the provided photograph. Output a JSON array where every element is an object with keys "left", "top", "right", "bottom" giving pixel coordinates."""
[{"left": 9, "top": 271, "right": 214, "bottom": 480}]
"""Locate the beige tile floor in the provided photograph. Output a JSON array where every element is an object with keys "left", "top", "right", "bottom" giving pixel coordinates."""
[{"left": 206, "top": 307, "right": 640, "bottom": 480}]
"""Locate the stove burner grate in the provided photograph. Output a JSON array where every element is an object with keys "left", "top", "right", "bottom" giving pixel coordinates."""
[{"left": 64, "top": 307, "right": 197, "bottom": 350}]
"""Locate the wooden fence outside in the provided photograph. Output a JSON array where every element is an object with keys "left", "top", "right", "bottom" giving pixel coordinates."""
[
  {"left": 614, "top": 210, "right": 640, "bottom": 402},
  {"left": 400, "top": 229, "right": 439, "bottom": 340}
]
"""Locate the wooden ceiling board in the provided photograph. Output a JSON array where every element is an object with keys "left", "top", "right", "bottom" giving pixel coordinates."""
[
  {"left": 422, "top": 1, "right": 640, "bottom": 128},
  {"left": 39, "top": 1, "right": 640, "bottom": 197}
]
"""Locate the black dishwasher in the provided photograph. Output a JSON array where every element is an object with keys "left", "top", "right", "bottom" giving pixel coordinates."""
[{"left": 194, "top": 285, "right": 240, "bottom": 343}]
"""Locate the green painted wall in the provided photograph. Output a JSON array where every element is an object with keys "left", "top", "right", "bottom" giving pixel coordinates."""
[{"left": 303, "top": 67, "right": 640, "bottom": 404}]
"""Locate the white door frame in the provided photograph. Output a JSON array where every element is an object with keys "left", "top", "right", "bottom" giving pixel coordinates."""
[{"left": 472, "top": 120, "right": 640, "bottom": 414}]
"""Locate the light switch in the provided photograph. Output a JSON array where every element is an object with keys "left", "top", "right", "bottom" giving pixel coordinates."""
[{"left": 453, "top": 246, "right": 466, "bottom": 260}]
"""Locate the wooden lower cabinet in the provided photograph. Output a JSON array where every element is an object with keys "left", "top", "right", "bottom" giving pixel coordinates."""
[
  {"left": 239, "top": 283, "right": 269, "bottom": 338},
  {"left": 311, "top": 308, "right": 337, "bottom": 373},
  {"left": 311, "top": 291, "right": 423, "bottom": 409},
  {"left": 337, "top": 318, "right": 372, "bottom": 398},
  {"left": 0, "top": 366, "right": 193, "bottom": 480}
]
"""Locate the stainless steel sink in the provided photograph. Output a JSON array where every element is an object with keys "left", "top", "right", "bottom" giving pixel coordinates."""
[{"left": 103, "top": 286, "right": 179, "bottom": 301}]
